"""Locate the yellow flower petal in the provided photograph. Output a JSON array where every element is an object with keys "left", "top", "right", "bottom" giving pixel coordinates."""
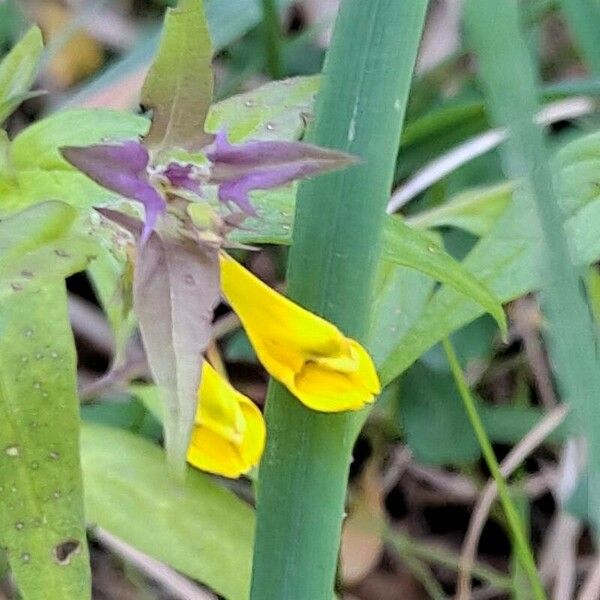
[
  {"left": 219, "top": 253, "right": 381, "bottom": 413},
  {"left": 187, "top": 361, "right": 266, "bottom": 478}
]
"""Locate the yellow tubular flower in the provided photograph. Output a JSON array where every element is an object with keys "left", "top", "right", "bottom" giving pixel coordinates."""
[
  {"left": 219, "top": 253, "right": 381, "bottom": 412},
  {"left": 187, "top": 361, "right": 266, "bottom": 478}
]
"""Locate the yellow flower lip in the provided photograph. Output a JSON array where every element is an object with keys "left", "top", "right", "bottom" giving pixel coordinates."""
[
  {"left": 187, "top": 361, "right": 266, "bottom": 478},
  {"left": 219, "top": 252, "right": 381, "bottom": 412}
]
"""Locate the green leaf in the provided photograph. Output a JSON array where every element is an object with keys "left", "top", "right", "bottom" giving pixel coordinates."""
[
  {"left": 379, "top": 196, "right": 540, "bottom": 386},
  {"left": 0, "top": 284, "right": 90, "bottom": 600},
  {"left": 405, "top": 181, "right": 514, "bottom": 236},
  {"left": 0, "top": 27, "right": 43, "bottom": 123},
  {"left": 1, "top": 109, "right": 148, "bottom": 216},
  {"left": 369, "top": 263, "right": 435, "bottom": 367},
  {"left": 399, "top": 362, "right": 570, "bottom": 466},
  {"left": 205, "top": 76, "right": 319, "bottom": 142},
  {"left": 81, "top": 423, "right": 254, "bottom": 600},
  {"left": 86, "top": 245, "right": 135, "bottom": 363},
  {"left": 0, "top": 202, "right": 98, "bottom": 300},
  {"left": 141, "top": 0, "right": 213, "bottom": 154},
  {"left": 382, "top": 217, "right": 506, "bottom": 335},
  {"left": 379, "top": 127, "right": 600, "bottom": 386},
  {"left": 400, "top": 362, "right": 480, "bottom": 465},
  {"left": 61, "top": 0, "right": 295, "bottom": 111}
]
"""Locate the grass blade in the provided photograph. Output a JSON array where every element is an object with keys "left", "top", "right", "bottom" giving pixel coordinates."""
[{"left": 250, "top": 2, "right": 429, "bottom": 599}]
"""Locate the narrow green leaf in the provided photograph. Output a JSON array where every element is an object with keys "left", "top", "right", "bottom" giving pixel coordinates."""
[
  {"left": 383, "top": 217, "right": 506, "bottom": 334},
  {"left": 81, "top": 423, "right": 254, "bottom": 600},
  {"left": 0, "top": 284, "right": 90, "bottom": 600},
  {"left": 405, "top": 181, "right": 514, "bottom": 236},
  {"left": 61, "top": 0, "right": 295, "bottom": 111},
  {"left": 0, "top": 27, "right": 43, "bottom": 123},
  {"left": 369, "top": 263, "right": 434, "bottom": 367},
  {"left": 379, "top": 153, "right": 600, "bottom": 386},
  {"left": 142, "top": 0, "right": 213, "bottom": 154}
]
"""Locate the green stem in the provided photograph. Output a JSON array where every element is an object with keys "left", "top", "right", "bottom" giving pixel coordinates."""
[
  {"left": 250, "top": 2, "right": 429, "bottom": 599},
  {"left": 443, "top": 339, "right": 546, "bottom": 600},
  {"left": 261, "top": 0, "right": 283, "bottom": 79},
  {"left": 385, "top": 529, "right": 513, "bottom": 591}
]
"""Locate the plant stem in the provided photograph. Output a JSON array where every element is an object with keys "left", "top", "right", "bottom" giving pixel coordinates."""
[
  {"left": 249, "top": 2, "right": 429, "bottom": 599},
  {"left": 385, "top": 529, "right": 513, "bottom": 592},
  {"left": 261, "top": 0, "right": 283, "bottom": 79},
  {"left": 443, "top": 339, "right": 546, "bottom": 600}
]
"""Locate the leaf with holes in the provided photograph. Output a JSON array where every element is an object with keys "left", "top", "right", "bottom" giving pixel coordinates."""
[{"left": 0, "top": 284, "right": 90, "bottom": 599}]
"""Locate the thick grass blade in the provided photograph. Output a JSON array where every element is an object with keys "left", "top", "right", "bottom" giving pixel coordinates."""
[
  {"left": 466, "top": 0, "right": 600, "bottom": 530},
  {"left": 250, "top": 2, "right": 429, "bottom": 599}
]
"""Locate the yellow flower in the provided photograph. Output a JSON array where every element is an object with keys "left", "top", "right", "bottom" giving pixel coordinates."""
[
  {"left": 187, "top": 361, "right": 266, "bottom": 478},
  {"left": 219, "top": 253, "right": 381, "bottom": 412}
]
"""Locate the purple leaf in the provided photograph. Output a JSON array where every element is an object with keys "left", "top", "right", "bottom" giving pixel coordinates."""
[
  {"left": 96, "top": 208, "right": 221, "bottom": 474},
  {"left": 206, "top": 130, "right": 357, "bottom": 213},
  {"left": 134, "top": 232, "right": 220, "bottom": 475},
  {"left": 61, "top": 142, "right": 166, "bottom": 244}
]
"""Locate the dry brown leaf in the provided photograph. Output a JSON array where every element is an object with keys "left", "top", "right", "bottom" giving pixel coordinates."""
[
  {"left": 36, "top": 1, "right": 104, "bottom": 88},
  {"left": 340, "top": 460, "right": 386, "bottom": 586}
]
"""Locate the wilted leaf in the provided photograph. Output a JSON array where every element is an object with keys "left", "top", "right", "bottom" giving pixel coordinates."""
[
  {"left": 0, "top": 26, "right": 43, "bottom": 123},
  {"left": 81, "top": 423, "right": 254, "bottom": 600},
  {"left": 0, "top": 284, "right": 90, "bottom": 599},
  {"left": 142, "top": 0, "right": 213, "bottom": 154}
]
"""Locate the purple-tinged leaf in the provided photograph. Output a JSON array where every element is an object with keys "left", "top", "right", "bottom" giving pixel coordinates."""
[
  {"left": 206, "top": 130, "right": 357, "bottom": 213},
  {"left": 61, "top": 143, "right": 166, "bottom": 243},
  {"left": 136, "top": 235, "right": 219, "bottom": 475},
  {"left": 97, "top": 208, "right": 220, "bottom": 475}
]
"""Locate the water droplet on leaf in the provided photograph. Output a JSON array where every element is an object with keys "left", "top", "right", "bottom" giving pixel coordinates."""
[{"left": 5, "top": 446, "right": 20, "bottom": 457}]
